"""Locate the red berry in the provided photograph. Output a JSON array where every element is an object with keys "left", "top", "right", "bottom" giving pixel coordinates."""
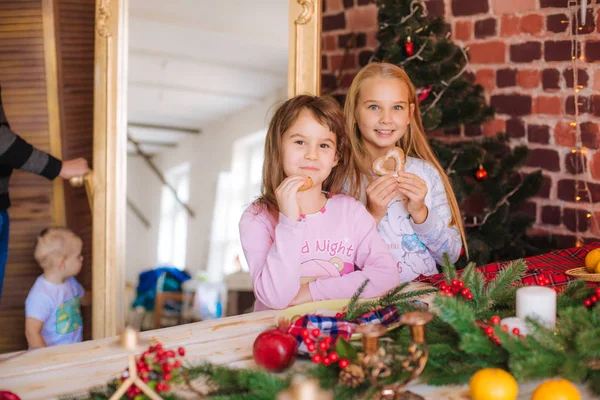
[
  {"left": 335, "top": 313, "right": 342, "bottom": 318},
  {"left": 301, "top": 329, "right": 310, "bottom": 339},
  {"left": 164, "top": 372, "right": 171, "bottom": 381},
  {"left": 339, "top": 359, "right": 349, "bottom": 369},
  {"left": 458, "top": 281, "right": 464, "bottom": 288},
  {"left": 491, "top": 316, "right": 501, "bottom": 325},
  {"left": 484, "top": 326, "right": 494, "bottom": 337},
  {"left": 307, "top": 343, "right": 316, "bottom": 352},
  {"left": 451, "top": 279, "right": 459, "bottom": 287},
  {"left": 177, "top": 347, "right": 185, "bottom": 357},
  {"left": 461, "top": 288, "right": 470, "bottom": 296},
  {"left": 501, "top": 325, "right": 509, "bottom": 332},
  {"left": 329, "top": 352, "right": 339, "bottom": 362},
  {"left": 303, "top": 338, "right": 314, "bottom": 346},
  {"left": 162, "top": 383, "right": 170, "bottom": 391},
  {"left": 318, "top": 342, "right": 328, "bottom": 351},
  {"left": 440, "top": 283, "right": 448, "bottom": 291},
  {"left": 595, "top": 288, "right": 600, "bottom": 297},
  {"left": 166, "top": 350, "right": 175, "bottom": 358},
  {"left": 591, "top": 295, "right": 598, "bottom": 303},
  {"left": 324, "top": 337, "right": 332, "bottom": 346},
  {"left": 466, "top": 294, "right": 473, "bottom": 300},
  {"left": 311, "top": 329, "right": 321, "bottom": 337},
  {"left": 174, "top": 360, "right": 182, "bottom": 368},
  {"left": 312, "top": 354, "right": 322, "bottom": 364},
  {"left": 322, "top": 357, "right": 331, "bottom": 366},
  {"left": 512, "top": 328, "right": 520, "bottom": 335},
  {"left": 493, "top": 337, "right": 501, "bottom": 345},
  {"left": 155, "top": 343, "right": 163, "bottom": 351},
  {"left": 451, "top": 286, "right": 461, "bottom": 293},
  {"left": 584, "top": 299, "right": 592, "bottom": 307}
]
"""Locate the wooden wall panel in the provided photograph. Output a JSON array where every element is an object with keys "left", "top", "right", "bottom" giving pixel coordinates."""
[
  {"left": 0, "top": 0, "right": 95, "bottom": 352},
  {"left": 54, "top": 0, "right": 95, "bottom": 342}
]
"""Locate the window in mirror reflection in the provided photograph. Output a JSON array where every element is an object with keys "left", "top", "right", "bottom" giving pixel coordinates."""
[
  {"left": 207, "top": 131, "right": 266, "bottom": 282},
  {"left": 158, "top": 162, "right": 191, "bottom": 269}
]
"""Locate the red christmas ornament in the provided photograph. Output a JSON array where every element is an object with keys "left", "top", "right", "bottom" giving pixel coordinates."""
[
  {"left": 252, "top": 319, "right": 298, "bottom": 372},
  {"left": 0, "top": 392, "right": 21, "bottom": 400},
  {"left": 475, "top": 164, "right": 488, "bottom": 181},
  {"left": 417, "top": 86, "right": 432, "bottom": 102},
  {"left": 405, "top": 36, "right": 414, "bottom": 56}
]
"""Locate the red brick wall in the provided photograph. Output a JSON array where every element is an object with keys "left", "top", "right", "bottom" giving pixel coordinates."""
[{"left": 321, "top": 0, "right": 600, "bottom": 247}]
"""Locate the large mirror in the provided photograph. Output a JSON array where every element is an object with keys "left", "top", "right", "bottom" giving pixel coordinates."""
[{"left": 92, "top": 0, "right": 322, "bottom": 336}]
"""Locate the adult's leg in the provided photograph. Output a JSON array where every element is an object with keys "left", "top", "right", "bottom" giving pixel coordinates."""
[{"left": 0, "top": 209, "right": 9, "bottom": 301}]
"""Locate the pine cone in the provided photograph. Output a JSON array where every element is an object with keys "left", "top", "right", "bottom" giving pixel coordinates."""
[{"left": 339, "top": 364, "right": 365, "bottom": 388}]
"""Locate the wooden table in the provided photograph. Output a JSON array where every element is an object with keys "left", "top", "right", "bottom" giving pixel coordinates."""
[{"left": 0, "top": 311, "right": 597, "bottom": 400}]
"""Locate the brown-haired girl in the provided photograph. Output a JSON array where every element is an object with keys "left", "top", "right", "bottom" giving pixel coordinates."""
[{"left": 239, "top": 95, "right": 400, "bottom": 311}]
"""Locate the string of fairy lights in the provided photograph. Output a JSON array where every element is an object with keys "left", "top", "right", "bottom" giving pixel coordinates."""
[{"left": 565, "top": 0, "right": 598, "bottom": 247}]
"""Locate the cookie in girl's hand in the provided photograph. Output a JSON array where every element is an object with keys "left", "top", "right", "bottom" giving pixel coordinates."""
[
  {"left": 372, "top": 147, "right": 405, "bottom": 177},
  {"left": 298, "top": 176, "right": 313, "bottom": 192}
]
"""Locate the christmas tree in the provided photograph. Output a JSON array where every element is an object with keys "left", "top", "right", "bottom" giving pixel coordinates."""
[
  {"left": 369, "top": 0, "right": 555, "bottom": 266},
  {"left": 373, "top": 0, "right": 493, "bottom": 131}
]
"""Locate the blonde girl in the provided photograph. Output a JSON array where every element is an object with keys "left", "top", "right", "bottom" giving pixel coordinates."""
[{"left": 345, "top": 63, "right": 467, "bottom": 282}]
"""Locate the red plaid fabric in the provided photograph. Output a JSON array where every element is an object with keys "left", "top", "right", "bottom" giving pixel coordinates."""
[
  {"left": 415, "top": 242, "right": 600, "bottom": 288},
  {"left": 288, "top": 305, "right": 401, "bottom": 355}
]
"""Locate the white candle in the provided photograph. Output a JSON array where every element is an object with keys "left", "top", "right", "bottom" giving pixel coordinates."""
[
  {"left": 516, "top": 286, "right": 556, "bottom": 329},
  {"left": 500, "top": 317, "right": 530, "bottom": 336}
]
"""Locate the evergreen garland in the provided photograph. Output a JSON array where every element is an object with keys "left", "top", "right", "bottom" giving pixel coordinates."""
[{"left": 62, "top": 260, "right": 600, "bottom": 400}]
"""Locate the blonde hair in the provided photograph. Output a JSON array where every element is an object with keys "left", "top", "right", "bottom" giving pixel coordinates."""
[
  {"left": 34, "top": 227, "right": 82, "bottom": 270},
  {"left": 256, "top": 95, "right": 351, "bottom": 219},
  {"left": 344, "top": 62, "right": 468, "bottom": 256}
]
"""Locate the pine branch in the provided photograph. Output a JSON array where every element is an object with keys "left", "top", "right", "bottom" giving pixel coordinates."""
[
  {"left": 464, "top": 181, "right": 524, "bottom": 228},
  {"left": 485, "top": 260, "right": 527, "bottom": 306},
  {"left": 348, "top": 279, "right": 369, "bottom": 314},
  {"left": 471, "top": 270, "right": 486, "bottom": 309},
  {"left": 440, "top": 253, "right": 458, "bottom": 281},
  {"left": 378, "top": 282, "right": 410, "bottom": 303},
  {"left": 344, "top": 283, "right": 437, "bottom": 320},
  {"left": 460, "top": 262, "right": 476, "bottom": 288}
]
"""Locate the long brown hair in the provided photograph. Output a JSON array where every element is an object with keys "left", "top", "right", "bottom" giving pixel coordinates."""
[
  {"left": 344, "top": 63, "right": 468, "bottom": 255},
  {"left": 256, "top": 95, "right": 351, "bottom": 219}
]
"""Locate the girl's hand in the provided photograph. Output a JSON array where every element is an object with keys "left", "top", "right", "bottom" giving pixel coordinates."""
[
  {"left": 397, "top": 171, "right": 428, "bottom": 223},
  {"left": 275, "top": 176, "right": 307, "bottom": 221},
  {"left": 365, "top": 175, "right": 399, "bottom": 224}
]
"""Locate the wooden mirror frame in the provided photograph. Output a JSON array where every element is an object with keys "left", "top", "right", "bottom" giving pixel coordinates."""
[{"left": 91, "top": 0, "right": 322, "bottom": 338}]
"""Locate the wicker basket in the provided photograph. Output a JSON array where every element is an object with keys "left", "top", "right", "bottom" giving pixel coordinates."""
[{"left": 565, "top": 267, "right": 600, "bottom": 282}]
